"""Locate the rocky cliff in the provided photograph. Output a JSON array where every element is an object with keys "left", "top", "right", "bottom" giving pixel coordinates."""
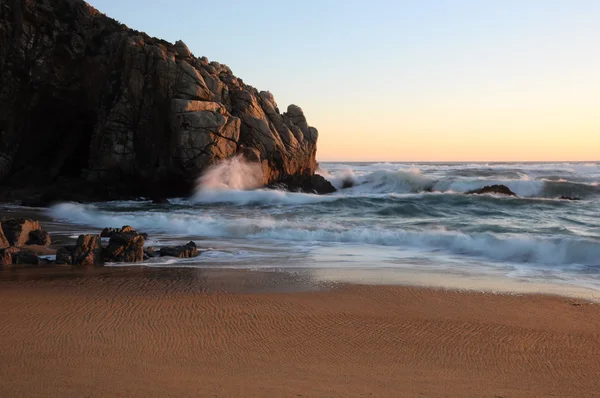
[{"left": 0, "top": 0, "right": 323, "bottom": 202}]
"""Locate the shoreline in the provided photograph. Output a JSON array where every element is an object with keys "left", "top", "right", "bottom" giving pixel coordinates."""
[{"left": 1, "top": 268, "right": 600, "bottom": 397}]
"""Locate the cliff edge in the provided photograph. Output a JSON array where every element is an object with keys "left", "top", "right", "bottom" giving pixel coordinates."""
[{"left": 0, "top": 0, "right": 327, "bottom": 202}]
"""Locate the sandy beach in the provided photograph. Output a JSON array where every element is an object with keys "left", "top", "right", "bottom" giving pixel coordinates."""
[{"left": 1, "top": 268, "right": 599, "bottom": 397}]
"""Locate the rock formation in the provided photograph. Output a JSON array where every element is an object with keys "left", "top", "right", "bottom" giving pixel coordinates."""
[
  {"left": 104, "top": 229, "right": 146, "bottom": 262},
  {"left": 0, "top": 247, "right": 40, "bottom": 266},
  {"left": 0, "top": 218, "right": 51, "bottom": 246},
  {"left": 56, "top": 234, "right": 103, "bottom": 265},
  {"left": 0, "top": 0, "right": 322, "bottom": 202},
  {"left": 466, "top": 185, "right": 517, "bottom": 196},
  {"left": 0, "top": 217, "right": 53, "bottom": 266},
  {"left": 159, "top": 241, "right": 199, "bottom": 259}
]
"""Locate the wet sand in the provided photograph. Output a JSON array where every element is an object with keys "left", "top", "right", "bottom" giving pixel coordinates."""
[{"left": 1, "top": 268, "right": 600, "bottom": 397}]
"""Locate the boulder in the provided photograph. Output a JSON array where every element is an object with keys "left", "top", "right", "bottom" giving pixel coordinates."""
[
  {"left": 72, "top": 235, "right": 104, "bottom": 266},
  {"left": 274, "top": 175, "right": 337, "bottom": 194},
  {"left": 559, "top": 196, "right": 581, "bottom": 201},
  {"left": 0, "top": 0, "right": 320, "bottom": 201},
  {"left": 105, "top": 232, "right": 145, "bottom": 263},
  {"left": 174, "top": 40, "right": 191, "bottom": 58},
  {"left": 0, "top": 218, "right": 42, "bottom": 246},
  {"left": 28, "top": 230, "right": 51, "bottom": 246},
  {"left": 466, "top": 185, "right": 516, "bottom": 197},
  {"left": 159, "top": 241, "right": 199, "bottom": 258}
]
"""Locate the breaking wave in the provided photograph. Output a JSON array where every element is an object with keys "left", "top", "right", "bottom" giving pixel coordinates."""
[
  {"left": 331, "top": 168, "right": 600, "bottom": 199},
  {"left": 49, "top": 202, "right": 600, "bottom": 267}
]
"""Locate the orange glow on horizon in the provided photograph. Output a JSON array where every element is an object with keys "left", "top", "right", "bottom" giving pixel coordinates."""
[{"left": 313, "top": 103, "right": 600, "bottom": 162}]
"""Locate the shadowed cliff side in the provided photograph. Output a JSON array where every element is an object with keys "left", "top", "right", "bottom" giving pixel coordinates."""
[{"left": 0, "top": 0, "right": 325, "bottom": 202}]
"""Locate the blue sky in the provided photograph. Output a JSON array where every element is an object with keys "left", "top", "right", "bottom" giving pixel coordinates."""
[{"left": 87, "top": 0, "right": 600, "bottom": 161}]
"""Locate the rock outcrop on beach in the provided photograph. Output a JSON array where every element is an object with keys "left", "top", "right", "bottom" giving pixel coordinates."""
[
  {"left": 105, "top": 230, "right": 146, "bottom": 263},
  {"left": 159, "top": 241, "right": 199, "bottom": 259},
  {"left": 0, "top": 218, "right": 51, "bottom": 247},
  {"left": 0, "top": 217, "right": 53, "bottom": 266},
  {"left": 56, "top": 234, "right": 104, "bottom": 266},
  {"left": 0, "top": 0, "right": 321, "bottom": 202}
]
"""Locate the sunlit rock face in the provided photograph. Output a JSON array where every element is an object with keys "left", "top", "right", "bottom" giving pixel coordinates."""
[{"left": 0, "top": 0, "right": 318, "bottom": 200}]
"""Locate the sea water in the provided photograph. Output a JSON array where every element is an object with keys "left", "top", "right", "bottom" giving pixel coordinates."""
[{"left": 47, "top": 161, "right": 600, "bottom": 296}]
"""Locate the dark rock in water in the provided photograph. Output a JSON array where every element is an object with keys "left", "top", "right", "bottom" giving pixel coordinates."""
[
  {"left": 0, "top": 247, "right": 39, "bottom": 266},
  {"left": 0, "top": 218, "right": 42, "bottom": 246},
  {"left": 0, "top": 0, "right": 320, "bottom": 201},
  {"left": 100, "top": 228, "right": 120, "bottom": 238},
  {"left": 28, "top": 230, "right": 52, "bottom": 246},
  {"left": 559, "top": 196, "right": 581, "bottom": 201},
  {"left": 341, "top": 178, "right": 355, "bottom": 189},
  {"left": 160, "top": 241, "right": 199, "bottom": 258},
  {"left": 466, "top": 185, "right": 516, "bottom": 197},
  {"left": 274, "top": 175, "right": 336, "bottom": 194},
  {"left": 152, "top": 198, "right": 170, "bottom": 204},
  {"left": 144, "top": 246, "right": 156, "bottom": 260},
  {"left": 105, "top": 232, "right": 145, "bottom": 263}
]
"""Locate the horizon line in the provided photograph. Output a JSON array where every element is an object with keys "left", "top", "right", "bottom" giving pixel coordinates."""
[{"left": 317, "top": 160, "right": 600, "bottom": 163}]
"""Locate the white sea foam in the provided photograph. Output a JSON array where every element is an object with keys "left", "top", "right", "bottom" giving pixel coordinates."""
[
  {"left": 319, "top": 162, "right": 600, "bottom": 198},
  {"left": 48, "top": 202, "right": 600, "bottom": 267},
  {"left": 192, "top": 189, "right": 338, "bottom": 206},
  {"left": 195, "top": 155, "right": 263, "bottom": 192}
]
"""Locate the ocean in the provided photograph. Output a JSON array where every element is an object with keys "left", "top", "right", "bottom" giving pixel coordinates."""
[{"left": 47, "top": 161, "right": 600, "bottom": 296}]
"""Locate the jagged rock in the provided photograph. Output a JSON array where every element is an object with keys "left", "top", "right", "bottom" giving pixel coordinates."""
[
  {"left": 144, "top": 246, "right": 156, "bottom": 260},
  {"left": 273, "top": 175, "right": 337, "bottom": 194},
  {"left": 28, "top": 230, "right": 52, "bottom": 246},
  {"left": 559, "top": 196, "right": 580, "bottom": 201},
  {"left": 0, "top": 218, "right": 42, "bottom": 246},
  {"left": 72, "top": 235, "right": 104, "bottom": 266},
  {"left": 0, "top": 224, "right": 8, "bottom": 249},
  {"left": 159, "top": 241, "right": 198, "bottom": 258},
  {"left": 56, "top": 235, "right": 104, "bottom": 266},
  {"left": 0, "top": 0, "right": 320, "bottom": 201},
  {"left": 105, "top": 232, "right": 145, "bottom": 262},
  {"left": 466, "top": 185, "right": 516, "bottom": 197}
]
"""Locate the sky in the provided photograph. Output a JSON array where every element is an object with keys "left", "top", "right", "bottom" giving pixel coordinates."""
[{"left": 87, "top": 0, "right": 600, "bottom": 161}]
